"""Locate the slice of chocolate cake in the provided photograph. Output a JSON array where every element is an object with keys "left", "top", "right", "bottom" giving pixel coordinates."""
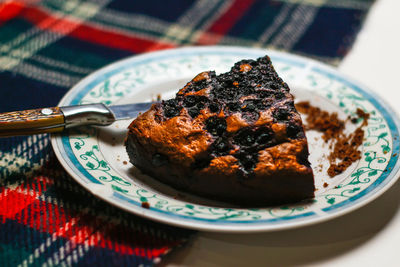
[{"left": 125, "top": 56, "right": 314, "bottom": 206}]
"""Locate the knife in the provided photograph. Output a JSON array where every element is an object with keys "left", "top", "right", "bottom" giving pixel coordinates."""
[{"left": 0, "top": 102, "right": 154, "bottom": 137}]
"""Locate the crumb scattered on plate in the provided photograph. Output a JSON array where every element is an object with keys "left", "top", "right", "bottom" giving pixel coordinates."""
[
  {"left": 296, "top": 101, "right": 369, "bottom": 178},
  {"left": 141, "top": 202, "right": 150, "bottom": 209}
]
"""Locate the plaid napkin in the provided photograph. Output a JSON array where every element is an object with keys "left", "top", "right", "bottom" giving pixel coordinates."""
[{"left": 0, "top": 0, "right": 374, "bottom": 266}]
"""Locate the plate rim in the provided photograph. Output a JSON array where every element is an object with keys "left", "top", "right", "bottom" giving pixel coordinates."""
[{"left": 51, "top": 45, "right": 400, "bottom": 233}]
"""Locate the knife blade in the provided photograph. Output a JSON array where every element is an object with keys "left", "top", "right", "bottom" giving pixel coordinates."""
[
  {"left": 108, "top": 102, "right": 154, "bottom": 120},
  {"left": 0, "top": 102, "right": 155, "bottom": 137}
]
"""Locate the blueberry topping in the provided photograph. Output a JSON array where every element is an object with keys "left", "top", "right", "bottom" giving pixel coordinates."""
[
  {"left": 235, "top": 152, "right": 258, "bottom": 172},
  {"left": 188, "top": 107, "right": 201, "bottom": 118},
  {"left": 234, "top": 129, "right": 255, "bottom": 146},
  {"left": 226, "top": 102, "right": 240, "bottom": 113},
  {"left": 273, "top": 106, "right": 291, "bottom": 121},
  {"left": 205, "top": 116, "right": 227, "bottom": 136},
  {"left": 183, "top": 95, "right": 209, "bottom": 118},
  {"left": 193, "top": 78, "right": 209, "bottom": 89},
  {"left": 209, "top": 102, "right": 220, "bottom": 113},
  {"left": 163, "top": 99, "right": 180, "bottom": 118},
  {"left": 287, "top": 123, "right": 304, "bottom": 139},
  {"left": 212, "top": 138, "right": 230, "bottom": 154},
  {"left": 256, "top": 130, "right": 273, "bottom": 143},
  {"left": 183, "top": 95, "right": 197, "bottom": 107}
]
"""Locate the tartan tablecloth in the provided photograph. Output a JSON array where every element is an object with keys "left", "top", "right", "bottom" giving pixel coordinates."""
[{"left": 0, "top": 0, "right": 374, "bottom": 266}]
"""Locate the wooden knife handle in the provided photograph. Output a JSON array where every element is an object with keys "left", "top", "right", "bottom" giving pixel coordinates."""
[
  {"left": 0, "top": 107, "right": 65, "bottom": 137},
  {"left": 0, "top": 104, "right": 116, "bottom": 137}
]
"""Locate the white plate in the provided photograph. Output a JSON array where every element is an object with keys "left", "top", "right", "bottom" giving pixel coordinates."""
[{"left": 51, "top": 46, "right": 400, "bottom": 232}]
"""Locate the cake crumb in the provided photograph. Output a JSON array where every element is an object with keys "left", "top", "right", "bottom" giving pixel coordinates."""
[
  {"left": 296, "top": 101, "right": 344, "bottom": 142},
  {"left": 141, "top": 202, "right": 150, "bottom": 209},
  {"left": 323, "top": 182, "right": 329, "bottom": 188},
  {"left": 123, "top": 161, "right": 128, "bottom": 165},
  {"left": 356, "top": 108, "right": 370, "bottom": 122},
  {"left": 317, "top": 163, "right": 324, "bottom": 172},
  {"left": 296, "top": 101, "right": 369, "bottom": 177}
]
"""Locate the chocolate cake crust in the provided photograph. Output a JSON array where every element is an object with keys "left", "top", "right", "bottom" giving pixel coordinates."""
[{"left": 125, "top": 56, "right": 314, "bottom": 206}]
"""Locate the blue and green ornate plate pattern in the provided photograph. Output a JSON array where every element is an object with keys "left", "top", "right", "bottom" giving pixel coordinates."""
[{"left": 51, "top": 46, "right": 400, "bottom": 232}]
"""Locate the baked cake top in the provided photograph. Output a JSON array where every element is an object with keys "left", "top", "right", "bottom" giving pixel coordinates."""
[{"left": 128, "top": 56, "right": 311, "bottom": 179}]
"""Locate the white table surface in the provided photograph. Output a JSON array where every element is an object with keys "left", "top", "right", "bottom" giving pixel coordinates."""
[{"left": 164, "top": 0, "right": 400, "bottom": 266}]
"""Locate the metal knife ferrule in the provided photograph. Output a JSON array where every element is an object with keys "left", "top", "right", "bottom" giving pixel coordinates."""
[{"left": 61, "top": 103, "right": 116, "bottom": 128}]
